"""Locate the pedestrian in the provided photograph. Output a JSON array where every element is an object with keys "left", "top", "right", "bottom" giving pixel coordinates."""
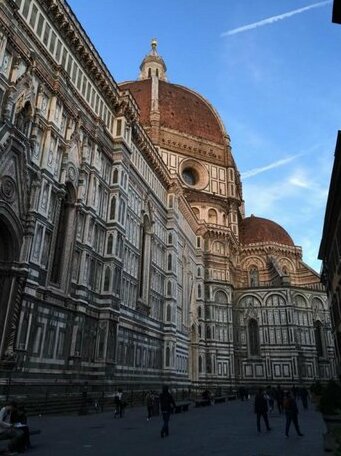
[
  {"left": 300, "top": 387, "right": 309, "bottom": 410},
  {"left": 266, "top": 386, "right": 274, "bottom": 413},
  {"left": 10, "top": 403, "right": 32, "bottom": 451},
  {"left": 254, "top": 388, "right": 271, "bottom": 433},
  {"left": 0, "top": 401, "right": 26, "bottom": 454},
  {"left": 283, "top": 391, "right": 304, "bottom": 437},
  {"left": 275, "top": 385, "right": 284, "bottom": 414},
  {"left": 114, "top": 388, "right": 124, "bottom": 418},
  {"left": 160, "top": 385, "right": 176, "bottom": 438},
  {"left": 146, "top": 391, "right": 154, "bottom": 421}
]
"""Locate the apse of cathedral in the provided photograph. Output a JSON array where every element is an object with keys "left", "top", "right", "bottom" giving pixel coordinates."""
[{"left": 0, "top": 0, "right": 335, "bottom": 390}]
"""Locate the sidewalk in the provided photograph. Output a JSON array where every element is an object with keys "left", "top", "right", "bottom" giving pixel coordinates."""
[{"left": 26, "top": 399, "right": 326, "bottom": 456}]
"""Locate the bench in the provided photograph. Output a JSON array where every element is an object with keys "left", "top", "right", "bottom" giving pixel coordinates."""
[
  {"left": 195, "top": 399, "right": 211, "bottom": 407},
  {"left": 174, "top": 401, "right": 191, "bottom": 413},
  {"left": 214, "top": 396, "right": 226, "bottom": 404}
]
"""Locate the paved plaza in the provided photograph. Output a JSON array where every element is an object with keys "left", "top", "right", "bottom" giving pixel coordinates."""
[{"left": 21, "top": 398, "right": 327, "bottom": 456}]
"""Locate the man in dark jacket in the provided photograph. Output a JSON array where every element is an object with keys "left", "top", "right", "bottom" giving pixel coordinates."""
[
  {"left": 254, "top": 388, "right": 271, "bottom": 433},
  {"left": 284, "top": 391, "right": 303, "bottom": 437},
  {"left": 160, "top": 385, "right": 176, "bottom": 438}
]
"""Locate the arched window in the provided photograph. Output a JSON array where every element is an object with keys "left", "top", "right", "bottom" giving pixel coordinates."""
[
  {"left": 198, "top": 325, "right": 202, "bottom": 337},
  {"left": 112, "top": 168, "right": 119, "bottom": 184},
  {"left": 167, "top": 280, "right": 172, "bottom": 296},
  {"left": 205, "top": 306, "right": 210, "bottom": 319},
  {"left": 248, "top": 319, "right": 260, "bottom": 356},
  {"left": 167, "top": 254, "right": 172, "bottom": 271},
  {"left": 148, "top": 68, "right": 152, "bottom": 78},
  {"left": 215, "top": 291, "right": 228, "bottom": 304},
  {"left": 198, "top": 306, "right": 202, "bottom": 318},
  {"left": 15, "top": 101, "right": 32, "bottom": 136},
  {"left": 249, "top": 266, "right": 259, "bottom": 287},
  {"left": 208, "top": 208, "right": 217, "bottom": 224},
  {"left": 107, "top": 234, "right": 113, "bottom": 254},
  {"left": 165, "top": 346, "right": 170, "bottom": 366},
  {"left": 197, "top": 267, "right": 201, "bottom": 277},
  {"left": 156, "top": 68, "right": 159, "bottom": 77},
  {"left": 168, "top": 233, "right": 173, "bottom": 244},
  {"left": 222, "top": 214, "right": 226, "bottom": 225},
  {"left": 206, "top": 325, "right": 211, "bottom": 339},
  {"left": 314, "top": 321, "right": 324, "bottom": 357},
  {"left": 110, "top": 197, "right": 116, "bottom": 220}
]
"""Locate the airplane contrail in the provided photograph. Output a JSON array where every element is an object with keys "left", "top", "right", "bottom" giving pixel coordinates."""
[
  {"left": 241, "top": 155, "right": 299, "bottom": 179},
  {"left": 221, "top": 0, "right": 332, "bottom": 37}
]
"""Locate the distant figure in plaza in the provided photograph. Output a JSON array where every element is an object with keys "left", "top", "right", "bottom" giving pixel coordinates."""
[
  {"left": 146, "top": 391, "right": 154, "bottom": 421},
  {"left": 254, "top": 389, "right": 271, "bottom": 433},
  {"left": 283, "top": 391, "right": 304, "bottom": 437},
  {"left": 275, "top": 385, "right": 284, "bottom": 414},
  {"left": 202, "top": 389, "right": 211, "bottom": 403},
  {"left": 300, "top": 387, "right": 309, "bottom": 410},
  {"left": 0, "top": 401, "right": 26, "bottom": 453},
  {"left": 239, "top": 387, "right": 246, "bottom": 401},
  {"left": 160, "top": 385, "right": 176, "bottom": 438},
  {"left": 114, "top": 388, "right": 124, "bottom": 418},
  {"left": 265, "top": 386, "right": 274, "bottom": 413}
]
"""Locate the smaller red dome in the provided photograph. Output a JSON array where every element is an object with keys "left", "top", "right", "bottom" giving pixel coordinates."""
[{"left": 240, "top": 215, "right": 295, "bottom": 247}]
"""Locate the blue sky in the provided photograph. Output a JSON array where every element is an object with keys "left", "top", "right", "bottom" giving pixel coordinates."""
[{"left": 68, "top": 0, "right": 340, "bottom": 271}]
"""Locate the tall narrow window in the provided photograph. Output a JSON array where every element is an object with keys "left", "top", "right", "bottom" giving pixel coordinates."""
[
  {"left": 199, "top": 355, "right": 202, "bottom": 373},
  {"left": 107, "top": 234, "right": 113, "bottom": 254},
  {"left": 314, "top": 321, "right": 324, "bottom": 357},
  {"left": 248, "top": 319, "right": 260, "bottom": 356},
  {"left": 167, "top": 254, "right": 172, "bottom": 271},
  {"left": 110, "top": 197, "right": 116, "bottom": 220},
  {"left": 50, "top": 185, "right": 76, "bottom": 285},
  {"left": 138, "top": 214, "right": 152, "bottom": 301},
  {"left": 249, "top": 266, "right": 259, "bottom": 287}
]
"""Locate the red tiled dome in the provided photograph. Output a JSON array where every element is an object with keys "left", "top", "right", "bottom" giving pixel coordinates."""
[
  {"left": 119, "top": 79, "right": 225, "bottom": 145},
  {"left": 240, "top": 215, "right": 295, "bottom": 247}
]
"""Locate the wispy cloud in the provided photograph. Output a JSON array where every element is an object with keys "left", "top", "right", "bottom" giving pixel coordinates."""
[
  {"left": 241, "top": 155, "right": 299, "bottom": 179},
  {"left": 221, "top": 0, "right": 332, "bottom": 37}
]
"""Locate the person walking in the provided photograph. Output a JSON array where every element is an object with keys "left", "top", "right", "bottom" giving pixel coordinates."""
[
  {"left": 159, "top": 385, "right": 176, "bottom": 438},
  {"left": 114, "top": 388, "right": 124, "bottom": 418},
  {"left": 146, "top": 391, "right": 154, "bottom": 421},
  {"left": 275, "top": 385, "right": 284, "bottom": 414},
  {"left": 254, "top": 388, "right": 271, "bottom": 433},
  {"left": 300, "top": 387, "right": 309, "bottom": 410},
  {"left": 283, "top": 391, "right": 304, "bottom": 437}
]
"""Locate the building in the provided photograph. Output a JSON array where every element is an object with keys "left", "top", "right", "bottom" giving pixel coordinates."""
[
  {"left": 319, "top": 133, "right": 341, "bottom": 374},
  {"left": 318, "top": 1, "right": 341, "bottom": 377},
  {"left": 0, "top": 0, "right": 335, "bottom": 392}
]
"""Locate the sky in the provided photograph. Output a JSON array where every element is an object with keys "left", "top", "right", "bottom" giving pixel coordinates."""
[{"left": 67, "top": 0, "right": 341, "bottom": 271}]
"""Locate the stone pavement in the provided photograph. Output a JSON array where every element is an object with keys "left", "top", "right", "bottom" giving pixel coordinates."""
[{"left": 24, "top": 399, "right": 326, "bottom": 456}]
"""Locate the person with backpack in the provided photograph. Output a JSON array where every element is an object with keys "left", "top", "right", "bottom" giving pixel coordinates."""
[{"left": 283, "top": 390, "right": 304, "bottom": 437}]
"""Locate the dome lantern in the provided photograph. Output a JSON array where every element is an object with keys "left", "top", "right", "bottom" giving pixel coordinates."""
[{"left": 139, "top": 39, "right": 167, "bottom": 81}]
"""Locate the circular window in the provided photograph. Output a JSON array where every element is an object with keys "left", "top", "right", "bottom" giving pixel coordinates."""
[
  {"left": 182, "top": 168, "right": 199, "bottom": 186},
  {"left": 179, "top": 159, "right": 209, "bottom": 190}
]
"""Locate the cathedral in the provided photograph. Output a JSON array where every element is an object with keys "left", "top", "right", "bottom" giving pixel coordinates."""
[{"left": 0, "top": 0, "right": 335, "bottom": 392}]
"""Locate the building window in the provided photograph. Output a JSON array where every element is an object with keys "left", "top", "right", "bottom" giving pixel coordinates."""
[
  {"left": 110, "top": 197, "right": 116, "bottom": 220},
  {"left": 314, "top": 321, "right": 324, "bottom": 357},
  {"left": 50, "top": 185, "right": 76, "bottom": 285},
  {"left": 199, "top": 355, "right": 202, "bottom": 373},
  {"left": 165, "top": 346, "right": 170, "bottom": 366},
  {"left": 249, "top": 266, "right": 259, "bottom": 287},
  {"left": 208, "top": 208, "right": 218, "bottom": 224},
  {"left": 166, "top": 304, "right": 171, "bottom": 321},
  {"left": 167, "top": 254, "right": 172, "bottom": 271},
  {"left": 107, "top": 234, "right": 113, "bottom": 254},
  {"left": 248, "top": 319, "right": 260, "bottom": 356}
]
